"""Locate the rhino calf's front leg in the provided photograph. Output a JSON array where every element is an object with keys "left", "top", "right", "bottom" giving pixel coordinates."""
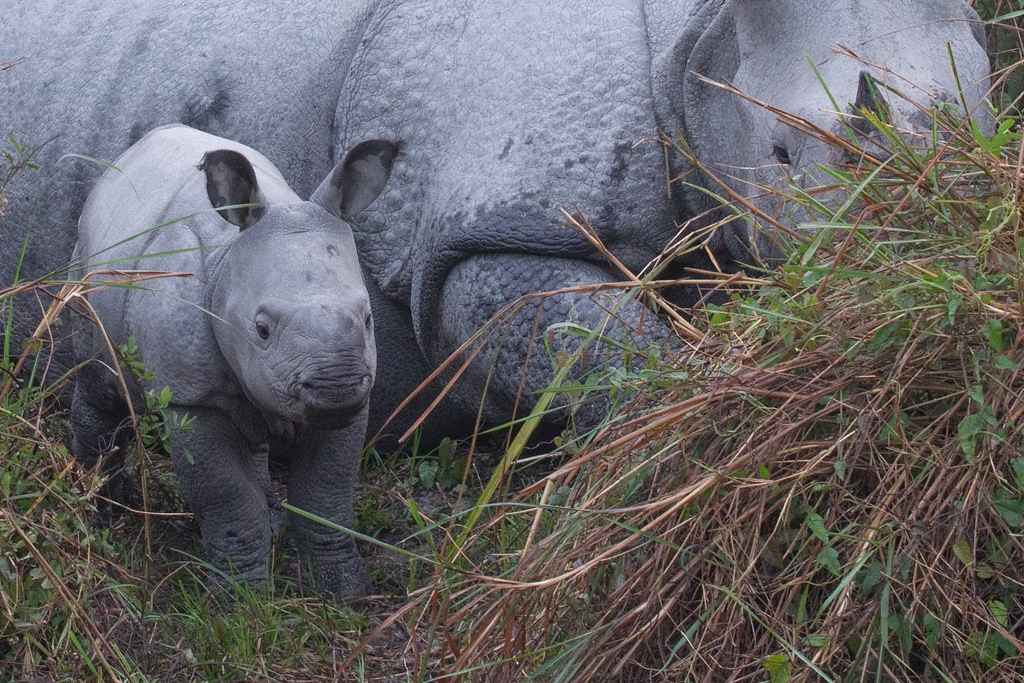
[
  {"left": 285, "top": 410, "right": 370, "bottom": 599},
  {"left": 168, "top": 406, "right": 272, "bottom": 587}
]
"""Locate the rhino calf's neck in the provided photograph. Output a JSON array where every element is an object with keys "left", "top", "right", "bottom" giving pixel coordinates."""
[{"left": 71, "top": 124, "right": 396, "bottom": 597}]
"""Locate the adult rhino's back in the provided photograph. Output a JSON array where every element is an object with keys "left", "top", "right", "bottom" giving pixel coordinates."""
[
  {"left": 0, "top": 0, "right": 372, "bottom": 324},
  {"left": 336, "top": 0, "right": 676, "bottom": 342}
]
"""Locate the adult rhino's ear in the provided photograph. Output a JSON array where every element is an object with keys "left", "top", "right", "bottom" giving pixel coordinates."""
[
  {"left": 311, "top": 140, "right": 399, "bottom": 221},
  {"left": 961, "top": 4, "right": 989, "bottom": 51},
  {"left": 851, "top": 71, "right": 892, "bottom": 134},
  {"left": 198, "top": 150, "right": 265, "bottom": 229}
]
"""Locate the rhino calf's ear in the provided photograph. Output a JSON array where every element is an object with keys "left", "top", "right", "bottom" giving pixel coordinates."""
[
  {"left": 312, "top": 140, "right": 399, "bottom": 221},
  {"left": 198, "top": 149, "right": 265, "bottom": 229}
]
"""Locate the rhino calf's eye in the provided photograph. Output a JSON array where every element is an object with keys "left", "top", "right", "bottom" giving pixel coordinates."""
[
  {"left": 773, "top": 144, "right": 791, "bottom": 165},
  {"left": 256, "top": 321, "right": 271, "bottom": 340}
]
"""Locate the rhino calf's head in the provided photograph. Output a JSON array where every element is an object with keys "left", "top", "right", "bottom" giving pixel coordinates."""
[
  {"left": 202, "top": 141, "right": 397, "bottom": 435},
  {"left": 677, "top": 0, "right": 992, "bottom": 262}
]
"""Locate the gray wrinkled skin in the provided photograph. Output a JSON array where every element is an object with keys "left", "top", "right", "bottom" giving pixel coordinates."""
[
  {"left": 1, "top": 0, "right": 992, "bottom": 444},
  {"left": 651, "top": 0, "right": 992, "bottom": 261},
  {"left": 71, "top": 125, "right": 388, "bottom": 597}
]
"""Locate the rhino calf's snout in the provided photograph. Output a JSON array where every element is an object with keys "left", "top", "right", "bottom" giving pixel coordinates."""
[
  {"left": 281, "top": 298, "right": 375, "bottom": 424},
  {"left": 297, "top": 366, "right": 373, "bottom": 413}
]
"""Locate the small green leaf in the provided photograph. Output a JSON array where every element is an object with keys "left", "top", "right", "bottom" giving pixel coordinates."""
[
  {"left": 953, "top": 539, "right": 973, "bottom": 568},
  {"left": 405, "top": 498, "right": 425, "bottom": 529},
  {"left": 762, "top": 654, "right": 791, "bottom": 683},
  {"left": 958, "top": 413, "right": 987, "bottom": 460},
  {"left": 833, "top": 458, "right": 847, "bottom": 481},
  {"left": 437, "top": 437, "right": 454, "bottom": 468},
  {"left": 869, "top": 320, "right": 901, "bottom": 351},
  {"left": 972, "top": 118, "right": 1019, "bottom": 154},
  {"left": 989, "top": 599, "right": 1009, "bottom": 628},
  {"left": 796, "top": 585, "right": 810, "bottom": 624},
  {"left": 816, "top": 546, "right": 841, "bottom": 576},
  {"left": 995, "top": 355, "right": 1017, "bottom": 371},
  {"left": 880, "top": 411, "right": 908, "bottom": 443},
  {"left": 996, "top": 634, "right": 1017, "bottom": 658},
  {"left": 924, "top": 612, "right": 942, "bottom": 652},
  {"left": 860, "top": 561, "right": 884, "bottom": 593},
  {"left": 983, "top": 320, "right": 1006, "bottom": 352},
  {"left": 893, "top": 612, "right": 913, "bottom": 655},
  {"left": 1012, "top": 458, "right": 1024, "bottom": 492},
  {"left": 418, "top": 460, "right": 438, "bottom": 489},
  {"left": 946, "top": 293, "right": 963, "bottom": 325},
  {"left": 709, "top": 309, "right": 729, "bottom": 327},
  {"left": 805, "top": 512, "right": 830, "bottom": 544},
  {"left": 805, "top": 634, "right": 829, "bottom": 648},
  {"left": 993, "top": 489, "right": 1024, "bottom": 528}
]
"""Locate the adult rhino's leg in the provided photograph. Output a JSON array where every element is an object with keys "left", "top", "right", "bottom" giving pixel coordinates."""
[
  {"left": 434, "top": 254, "right": 674, "bottom": 428},
  {"left": 168, "top": 406, "right": 271, "bottom": 588},
  {"left": 70, "top": 363, "right": 133, "bottom": 507},
  {"left": 286, "top": 412, "right": 370, "bottom": 600},
  {"left": 366, "top": 265, "right": 470, "bottom": 446}
]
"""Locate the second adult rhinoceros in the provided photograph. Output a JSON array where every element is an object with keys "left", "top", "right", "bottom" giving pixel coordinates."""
[{"left": 0, "top": 0, "right": 992, "bottom": 442}]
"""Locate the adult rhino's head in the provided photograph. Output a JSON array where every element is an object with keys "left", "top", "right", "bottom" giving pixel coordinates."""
[
  {"left": 672, "top": 0, "right": 992, "bottom": 262},
  {"left": 202, "top": 141, "right": 397, "bottom": 435}
]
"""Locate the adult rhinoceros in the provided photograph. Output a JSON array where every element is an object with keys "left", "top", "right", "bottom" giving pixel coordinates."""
[{"left": 0, "top": 0, "right": 992, "bottom": 442}]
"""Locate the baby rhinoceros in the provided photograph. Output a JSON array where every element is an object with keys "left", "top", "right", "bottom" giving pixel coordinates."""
[{"left": 71, "top": 124, "right": 397, "bottom": 598}]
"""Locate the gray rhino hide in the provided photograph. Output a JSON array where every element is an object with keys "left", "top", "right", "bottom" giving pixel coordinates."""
[
  {"left": 0, "top": 0, "right": 992, "bottom": 443},
  {"left": 71, "top": 124, "right": 379, "bottom": 596}
]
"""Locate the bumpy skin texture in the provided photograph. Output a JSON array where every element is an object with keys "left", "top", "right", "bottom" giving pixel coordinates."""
[
  {"left": 650, "top": 0, "right": 993, "bottom": 260},
  {"left": 1, "top": 0, "right": 992, "bottom": 443},
  {"left": 339, "top": 2, "right": 678, "bottom": 429},
  {"left": 71, "top": 125, "right": 380, "bottom": 597}
]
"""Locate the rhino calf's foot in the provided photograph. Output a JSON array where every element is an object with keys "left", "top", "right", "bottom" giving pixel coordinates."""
[
  {"left": 169, "top": 407, "right": 273, "bottom": 589},
  {"left": 285, "top": 419, "right": 369, "bottom": 601},
  {"left": 294, "top": 533, "right": 371, "bottom": 600}
]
